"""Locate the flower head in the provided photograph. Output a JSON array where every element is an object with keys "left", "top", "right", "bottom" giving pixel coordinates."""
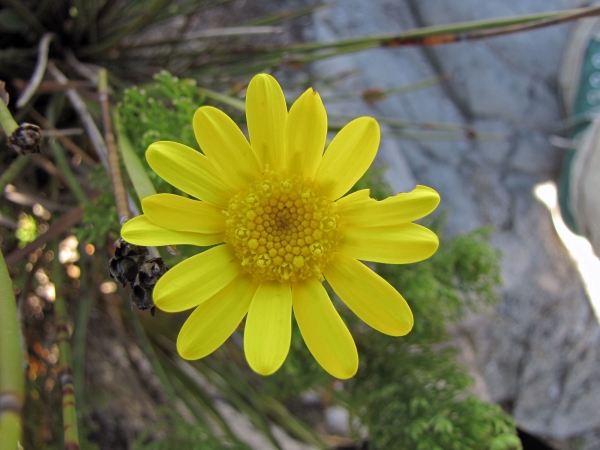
[{"left": 121, "top": 74, "right": 440, "bottom": 379}]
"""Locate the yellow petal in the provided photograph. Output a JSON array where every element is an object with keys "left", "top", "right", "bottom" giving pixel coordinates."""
[
  {"left": 146, "top": 141, "right": 234, "bottom": 208},
  {"left": 285, "top": 88, "right": 327, "bottom": 178},
  {"left": 324, "top": 253, "right": 413, "bottom": 336},
  {"left": 338, "top": 223, "right": 439, "bottom": 264},
  {"left": 193, "top": 106, "right": 262, "bottom": 191},
  {"left": 244, "top": 282, "right": 292, "bottom": 375},
  {"left": 246, "top": 74, "right": 287, "bottom": 171},
  {"left": 154, "top": 244, "right": 240, "bottom": 312},
  {"left": 142, "top": 193, "right": 225, "bottom": 234},
  {"left": 292, "top": 279, "right": 358, "bottom": 379},
  {"left": 337, "top": 185, "right": 440, "bottom": 227},
  {"left": 121, "top": 215, "right": 224, "bottom": 247},
  {"left": 314, "top": 117, "right": 380, "bottom": 200},
  {"left": 177, "top": 274, "right": 258, "bottom": 360}
]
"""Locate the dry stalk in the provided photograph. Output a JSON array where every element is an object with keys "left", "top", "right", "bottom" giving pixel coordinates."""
[
  {"left": 47, "top": 63, "right": 110, "bottom": 169},
  {"left": 16, "top": 33, "right": 55, "bottom": 108},
  {"left": 98, "top": 69, "right": 131, "bottom": 224}
]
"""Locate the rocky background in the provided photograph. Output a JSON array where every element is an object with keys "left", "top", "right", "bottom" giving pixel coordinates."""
[{"left": 299, "top": 1, "right": 600, "bottom": 449}]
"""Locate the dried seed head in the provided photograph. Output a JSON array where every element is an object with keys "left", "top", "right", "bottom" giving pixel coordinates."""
[
  {"left": 9, "top": 123, "right": 42, "bottom": 155},
  {"left": 136, "top": 257, "right": 168, "bottom": 287},
  {"left": 109, "top": 238, "right": 149, "bottom": 286},
  {"left": 109, "top": 257, "right": 138, "bottom": 287},
  {"left": 131, "top": 257, "right": 168, "bottom": 312},
  {"left": 113, "top": 238, "right": 149, "bottom": 260}
]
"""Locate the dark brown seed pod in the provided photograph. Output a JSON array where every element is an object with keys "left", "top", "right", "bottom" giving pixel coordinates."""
[
  {"left": 113, "top": 238, "right": 148, "bottom": 260},
  {"left": 8, "top": 123, "right": 42, "bottom": 155},
  {"left": 136, "top": 257, "right": 168, "bottom": 287},
  {"left": 108, "top": 256, "right": 139, "bottom": 287},
  {"left": 130, "top": 257, "right": 168, "bottom": 313},
  {"left": 108, "top": 238, "right": 149, "bottom": 286}
]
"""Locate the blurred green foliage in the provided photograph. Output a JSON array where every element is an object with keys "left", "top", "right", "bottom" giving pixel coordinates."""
[
  {"left": 74, "top": 165, "right": 120, "bottom": 248},
  {"left": 119, "top": 71, "right": 206, "bottom": 196}
]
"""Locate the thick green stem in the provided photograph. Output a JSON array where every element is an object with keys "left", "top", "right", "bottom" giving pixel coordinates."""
[
  {"left": 53, "top": 255, "right": 80, "bottom": 450},
  {"left": 0, "top": 96, "right": 18, "bottom": 137},
  {"left": 0, "top": 249, "right": 25, "bottom": 450}
]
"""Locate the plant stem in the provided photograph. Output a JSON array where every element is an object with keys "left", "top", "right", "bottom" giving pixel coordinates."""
[
  {"left": 48, "top": 63, "right": 110, "bottom": 170},
  {"left": 72, "top": 253, "right": 96, "bottom": 406},
  {"left": 281, "top": 5, "right": 600, "bottom": 54},
  {"left": 53, "top": 254, "right": 81, "bottom": 450},
  {"left": 0, "top": 155, "right": 32, "bottom": 193},
  {"left": 197, "top": 87, "right": 245, "bottom": 112},
  {"left": 98, "top": 69, "right": 131, "bottom": 224},
  {"left": 51, "top": 142, "right": 90, "bottom": 207},
  {"left": 0, "top": 248, "right": 25, "bottom": 450},
  {"left": 0, "top": 93, "right": 18, "bottom": 136},
  {"left": 242, "top": 3, "right": 326, "bottom": 26},
  {"left": 28, "top": 107, "right": 96, "bottom": 166},
  {"left": 112, "top": 109, "right": 156, "bottom": 201},
  {"left": 122, "top": 300, "right": 176, "bottom": 403}
]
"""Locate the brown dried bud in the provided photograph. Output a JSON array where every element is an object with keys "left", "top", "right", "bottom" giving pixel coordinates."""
[
  {"left": 131, "top": 257, "right": 168, "bottom": 313},
  {"left": 108, "top": 238, "right": 149, "bottom": 287},
  {"left": 9, "top": 123, "right": 42, "bottom": 155},
  {"left": 109, "top": 257, "right": 139, "bottom": 287},
  {"left": 113, "top": 238, "right": 149, "bottom": 260}
]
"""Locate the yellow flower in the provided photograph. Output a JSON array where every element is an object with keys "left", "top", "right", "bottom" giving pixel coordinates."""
[{"left": 121, "top": 74, "right": 440, "bottom": 379}]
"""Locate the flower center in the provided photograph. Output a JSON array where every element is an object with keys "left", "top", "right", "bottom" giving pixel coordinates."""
[{"left": 224, "top": 171, "right": 340, "bottom": 283}]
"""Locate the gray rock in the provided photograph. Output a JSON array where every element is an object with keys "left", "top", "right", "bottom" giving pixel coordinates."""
[{"left": 309, "top": 1, "right": 600, "bottom": 448}]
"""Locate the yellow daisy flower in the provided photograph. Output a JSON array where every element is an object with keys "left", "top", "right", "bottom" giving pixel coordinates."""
[{"left": 121, "top": 74, "right": 440, "bottom": 379}]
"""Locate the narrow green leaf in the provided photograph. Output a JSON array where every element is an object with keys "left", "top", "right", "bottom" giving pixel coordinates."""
[{"left": 113, "top": 108, "right": 157, "bottom": 200}]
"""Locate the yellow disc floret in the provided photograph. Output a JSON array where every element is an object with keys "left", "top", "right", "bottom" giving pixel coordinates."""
[{"left": 224, "top": 172, "right": 340, "bottom": 283}]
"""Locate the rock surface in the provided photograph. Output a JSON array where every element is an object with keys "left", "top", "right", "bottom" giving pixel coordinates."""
[{"left": 307, "top": 1, "right": 600, "bottom": 448}]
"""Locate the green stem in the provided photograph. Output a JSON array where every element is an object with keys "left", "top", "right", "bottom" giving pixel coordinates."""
[
  {"left": 0, "top": 96, "right": 18, "bottom": 137},
  {"left": 51, "top": 142, "right": 91, "bottom": 207},
  {"left": 72, "top": 255, "right": 96, "bottom": 406},
  {"left": 276, "top": 6, "right": 600, "bottom": 54},
  {"left": 99, "top": 69, "right": 131, "bottom": 223},
  {"left": 112, "top": 109, "right": 156, "bottom": 201},
  {"left": 197, "top": 87, "right": 245, "bottom": 112},
  {"left": 158, "top": 354, "right": 245, "bottom": 446},
  {"left": 321, "top": 74, "right": 447, "bottom": 103},
  {"left": 0, "top": 248, "right": 25, "bottom": 450},
  {"left": 53, "top": 254, "right": 81, "bottom": 450},
  {"left": 0, "top": 155, "right": 32, "bottom": 192},
  {"left": 243, "top": 3, "right": 326, "bottom": 26},
  {"left": 122, "top": 301, "right": 176, "bottom": 403}
]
